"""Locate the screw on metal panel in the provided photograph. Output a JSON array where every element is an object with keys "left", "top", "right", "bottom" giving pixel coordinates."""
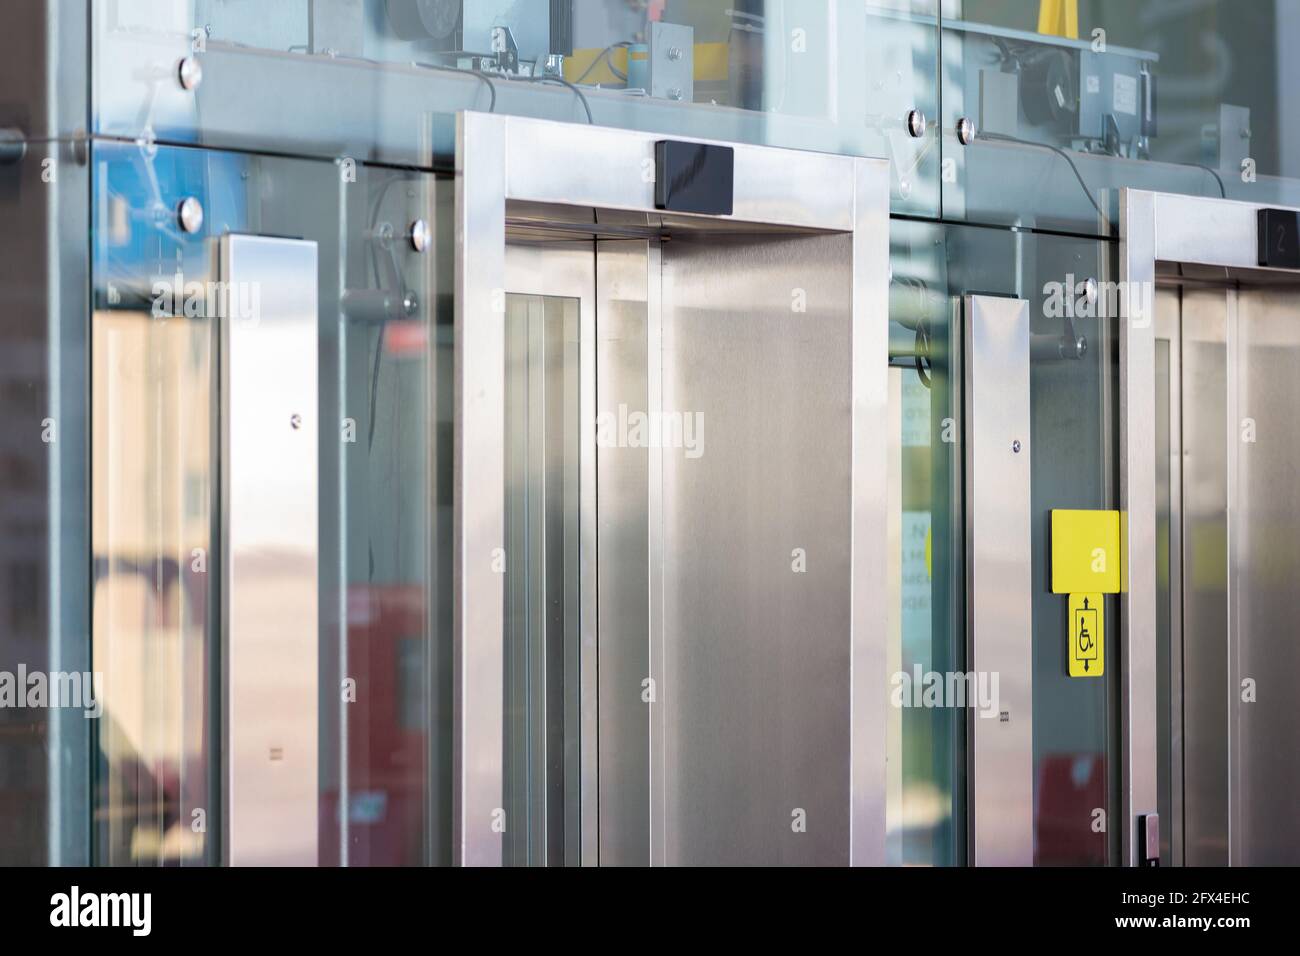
[
  {"left": 290, "top": 414, "right": 303, "bottom": 430},
  {"left": 956, "top": 116, "right": 976, "bottom": 146},
  {"left": 178, "top": 56, "right": 203, "bottom": 91},
  {"left": 667, "top": 47, "right": 683, "bottom": 61},
  {"left": 176, "top": 196, "right": 204, "bottom": 234},
  {"left": 906, "top": 109, "right": 927, "bottom": 139},
  {"left": 668, "top": 88, "right": 683, "bottom": 101},
  {"left": 1012, "top": 439, "right": 1022, "bottom": 454},
  {"left": 410, "top": 218, "right": 430, "bottom": 253}
]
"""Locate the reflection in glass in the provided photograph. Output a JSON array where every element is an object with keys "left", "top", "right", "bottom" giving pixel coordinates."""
[{"left": 92, "top": 309, "right": 214, "bottom": 865}]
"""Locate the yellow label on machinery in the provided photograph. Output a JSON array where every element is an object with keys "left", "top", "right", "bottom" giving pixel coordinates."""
[
  {"left": 1068, "top": 592, "right": 1104, "bottom": 678},
  {"left": 1051, "top": 509, "right": 1121, "bottom": 594}
]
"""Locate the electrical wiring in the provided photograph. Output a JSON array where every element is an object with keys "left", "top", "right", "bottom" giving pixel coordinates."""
[{"left": 573, "top": 41, "right": 631, "bottom": 84}]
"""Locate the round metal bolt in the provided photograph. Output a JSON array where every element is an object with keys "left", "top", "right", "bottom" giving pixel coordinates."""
[
  {"left": 668, "top": 88, "right": 683, "bottom": 101},
  {"left": 906, "top": 109, "right": 927, "bottom": 139},
  {"left": 956, "top": 116, "right": 976, "bottom": 146},
  {"left": 1073, "top": 336, "right": 1089, "bottom": 359},
  {"left": 667, "top": 47, "right": 683, "bottom": 61},
  {"left": 0, "top": 127, "right": 27, "bottom": 166},
  {"left": 410, "top": 218, "right": 430, "bottom": 253},
  {"left": 290, "top": 413, "right": 303, "bottom": 431},
  {"left": 176, "top": 196, "right": 204, "bottom": 234},
  {"left": 1012, "top": 439, "right": 1022, "bottom": 454},
  {"left": 178, "top": 56, "right": 203, "bottom": 91}
]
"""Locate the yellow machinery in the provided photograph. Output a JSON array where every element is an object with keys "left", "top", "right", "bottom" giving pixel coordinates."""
[{"left": 1038, "top": 0, "right": 1080, "bottom": 40}]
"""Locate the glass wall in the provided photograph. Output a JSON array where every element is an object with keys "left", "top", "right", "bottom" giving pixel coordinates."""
[
  {"left": 3, "top": 0, "right": 1298, "bottom": 867},
  {"left": 887, "top": 220, "right": 1120, "bottom": 865},
  {"left": 943, "top": 0, "right": 1300, "bottom": 234},
  {"left": 92, "top": 0, "right": 942, "bottom": 215},
  {"left": 87, "top": 140, "right": 451, "bottom": 865},
  {"left": 0, "top": 137, "right": 92, "bottom": 866}
]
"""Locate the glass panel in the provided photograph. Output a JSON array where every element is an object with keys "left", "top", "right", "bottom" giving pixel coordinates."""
[
  {"left": 887, "top": 220, "right": 964, "bottom": 866},
  {"left": 942, "top": 1, "right": 1300, "bottom": 236},
  {"left": 90, "top": 141, "right": 218, "bottom": 865},
  {"left": 89, "top": 140, "right": 451, "bottom": 865},
  {"left": 92, "top": 1, "right": 941, "bottom": 215},
  {"left": 92, "top": 295, "right": 213, "bottom": 865},
  {"left": 502, "top": 291, "right": 581, "bottom": 866},
  {"left": 0, "top": 139, "right": 92, "bottom": 866},
  {"left": 894, "top": 222, "right": 1120, "bottom": 864}
]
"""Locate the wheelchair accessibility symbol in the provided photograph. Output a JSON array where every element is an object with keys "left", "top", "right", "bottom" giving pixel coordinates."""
[{"left": 1068, "top": 592, "right": 1104, "bottom": 678}]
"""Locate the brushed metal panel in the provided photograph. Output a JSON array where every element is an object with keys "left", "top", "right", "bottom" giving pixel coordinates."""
[
  {"left": 850, "top": 155, "right": 892, "bottom": 867},
  {"left": 1153, "top": 290, "right": 1185, "bottom": 866},
  {"left": 1153, "top": 192, "right": 1300, "bottom": 274},
  {"left": 454, "top": 112, "right": 507, "bottom": 866},
  {"left": 1231, "top": 285, "right": 1300, "bottom": 864},
  {"left": 658, "top": 232, "right": 854, "bottom": 865},
  {"left": 501, "top": 241, "right": 595, "bottom": 865},
  {"left": 1119, "top": 188, "right": 1160, "bottom": 865},
  {"left": 1178, "top": 290, "right": 1230, "bottom": 866},
  {"left": 594, "top": 240, "right": 652, "bottom": 866},
  {"left": 500, "top": 114, "right": 855, "bottom": 232},
  {"left": 220, "top": 235, "right": 319, "bottom": 866},
  {"left": 964, "top": 295, "right": 1032, "bottom": 867}
]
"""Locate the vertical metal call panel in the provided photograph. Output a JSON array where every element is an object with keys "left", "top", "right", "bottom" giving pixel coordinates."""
[
  {"left": 964, "top": 295, "right": 1033, "bottom": 866},
  {"left": 220, "top": 235, "right": 319, "bottom": 865}
]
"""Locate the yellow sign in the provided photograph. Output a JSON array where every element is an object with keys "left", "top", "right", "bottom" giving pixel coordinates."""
[
  {"left": 1068, "top": 592, "right": 1104, "bottom": 678},
  {"left": 1051, "top": 509, "right": 1121, "bottom": 594}
]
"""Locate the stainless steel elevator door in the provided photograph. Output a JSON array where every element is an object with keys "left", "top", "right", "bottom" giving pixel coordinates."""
[
  {"left": 456, "top": 112, "right": 890, "bottom": 866},
  {"left": 1154, "top": 275, "right": 1300, "bottom": 866},
  {"left": 502, "top": 241, "right": 594, "bottom": 866},
  {"left": 503, "top": 230, "right": 858, "bottom": 865},
  {"left": 656, "top": 232, "right": 855, "bottom": 865},
  {"left": 1155, "top": 282, "right": 1229, "bottom": 866},
  {"left": 1231, "top": 284, "right": 1300, "bottom": 864}
]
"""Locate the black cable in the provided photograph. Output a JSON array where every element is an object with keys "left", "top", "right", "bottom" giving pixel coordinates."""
[
  {"left": 528, "top": 74, "right": 593, "bottom": 123},
  {"left": 415, "top": 61, "right": 497, "bottom": 112},
  {"left": 469, "top": 69, "right": 499, "bottom": 112},
  {"left": 1185, "top": 162, "right": 1227, "bottom": 198},
  {"left": 980, "top": 131, "right": 1111, "bottom": 231},
  {"left": 573, "top": 42, "right": 631, "bottom": 84}
]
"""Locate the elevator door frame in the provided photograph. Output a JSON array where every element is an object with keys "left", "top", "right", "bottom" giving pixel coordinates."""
[
  {"left": 1120, "top": 189, "right": 1300, "bottom": 866},
  {"left": 453, "top": 111, "right": 891, "bottom": 866}
]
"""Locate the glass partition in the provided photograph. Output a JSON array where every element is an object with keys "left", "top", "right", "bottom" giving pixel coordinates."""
[
  {"left": 941, "top": 0, "right": 1300, "bottom": 235},
  {"left": 89, "top": 140, "right": 451, "bottom": 864},
  {"left": 887, "top": 219, "right": 964, "bottom": 866},
  {"left": 0, "top": 139, "right": 92, "bottom": 866},
  {"left": 92, "top": 0, "right": 941, "bottom": 216},
  {"left": 886, "top": 220, "right": 1121, "bottom": 865}
]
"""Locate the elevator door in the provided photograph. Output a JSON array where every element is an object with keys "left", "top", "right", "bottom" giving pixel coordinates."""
[
  {"left": 1154, "top": 274, "right": 1300, "bottom": 866},
  {"left": 455, "top": 112, "right": 891, "bottom": 866},
  {"left": 501, "top": 229, "right": 861, "bottom": 865}
]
